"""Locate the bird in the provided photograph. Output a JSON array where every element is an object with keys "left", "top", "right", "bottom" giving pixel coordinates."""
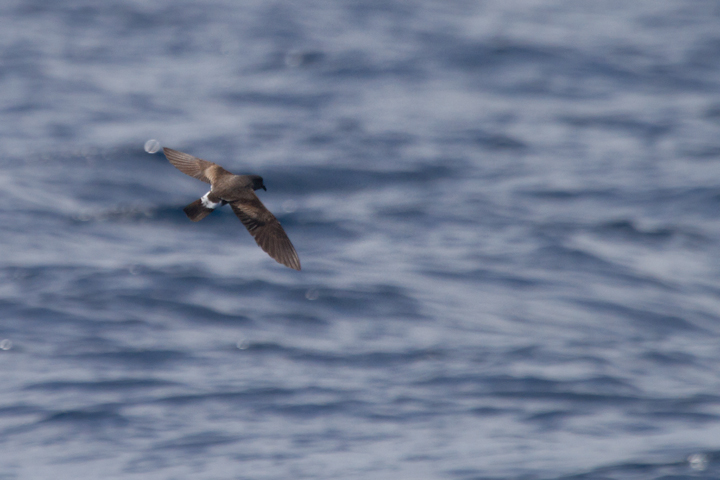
[{"left": 163, "top": 147, "right": 301, "bottom": 270}]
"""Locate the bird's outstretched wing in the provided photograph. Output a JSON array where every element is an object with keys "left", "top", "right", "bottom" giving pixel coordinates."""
[
  {"left": 163, "top": 148, "right": 229, "bottom": 184},
  {"left": 230, "top": 194, "right": 301, "bottom": 271}
]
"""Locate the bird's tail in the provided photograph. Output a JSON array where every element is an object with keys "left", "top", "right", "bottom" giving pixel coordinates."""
[{"left": 183, "top": 199, "right": 214, "bottom": 221}]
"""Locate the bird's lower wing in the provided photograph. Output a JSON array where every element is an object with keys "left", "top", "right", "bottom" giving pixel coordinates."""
[
  {"left": 230, "top": 196, "right": 301, "bottom": 270},
  {"left": 163, "top": 148, "right": 219, "bottom": 184}
]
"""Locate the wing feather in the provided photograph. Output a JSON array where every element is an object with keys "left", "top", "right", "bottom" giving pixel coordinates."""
[
  {"left": 163, "top": 148, "right": 218, "bottom": 184},
  {"left": 230, "top": 194, "right": 301, "bottom": 271}
]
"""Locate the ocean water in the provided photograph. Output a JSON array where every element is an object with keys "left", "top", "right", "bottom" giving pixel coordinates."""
[{"left": 3, "top": 1, "right": 720, "bottom": 479}]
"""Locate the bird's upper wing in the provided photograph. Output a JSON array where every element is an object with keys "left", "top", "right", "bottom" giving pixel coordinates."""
[
  {"left": 230, "top": 193, "right": 301, "bottom": 270},
  {"left": 163, "top": 148, "right": 229, "bottom": 184}
]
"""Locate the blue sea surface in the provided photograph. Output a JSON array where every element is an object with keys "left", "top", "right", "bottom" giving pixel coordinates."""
[{"left": 3, "top": 1, "right": 720, "bottom": 479}]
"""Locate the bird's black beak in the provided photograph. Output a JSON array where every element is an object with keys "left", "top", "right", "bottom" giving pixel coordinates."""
[{"left": 262, "top": 185, "right": 267, "bottom": 191}]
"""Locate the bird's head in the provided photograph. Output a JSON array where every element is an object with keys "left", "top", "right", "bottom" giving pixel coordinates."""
[{"left": 249, "top": 175, "right": 267, "bottom": 191}]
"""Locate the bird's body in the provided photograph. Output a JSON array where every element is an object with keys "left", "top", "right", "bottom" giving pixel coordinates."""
[{"left": 163, "top": 147, "right": 301, "bottom": 270}]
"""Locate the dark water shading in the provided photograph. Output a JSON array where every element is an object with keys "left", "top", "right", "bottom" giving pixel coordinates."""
[{"left": 550, "top": 450, "right": 720, "bottom": 480}]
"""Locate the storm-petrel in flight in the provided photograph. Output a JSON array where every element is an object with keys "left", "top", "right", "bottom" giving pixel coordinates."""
[{"left": 163, "top": 147, "right": 301, "bottom": 270}]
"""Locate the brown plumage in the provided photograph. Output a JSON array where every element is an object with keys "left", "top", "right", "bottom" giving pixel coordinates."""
[{"left": 163, "top": 147, "right": 301, "bottom": 271}]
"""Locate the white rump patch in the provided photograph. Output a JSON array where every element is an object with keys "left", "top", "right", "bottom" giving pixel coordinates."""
[{"left": 201, "top": 191, "right": 221, "bottom": 209}]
